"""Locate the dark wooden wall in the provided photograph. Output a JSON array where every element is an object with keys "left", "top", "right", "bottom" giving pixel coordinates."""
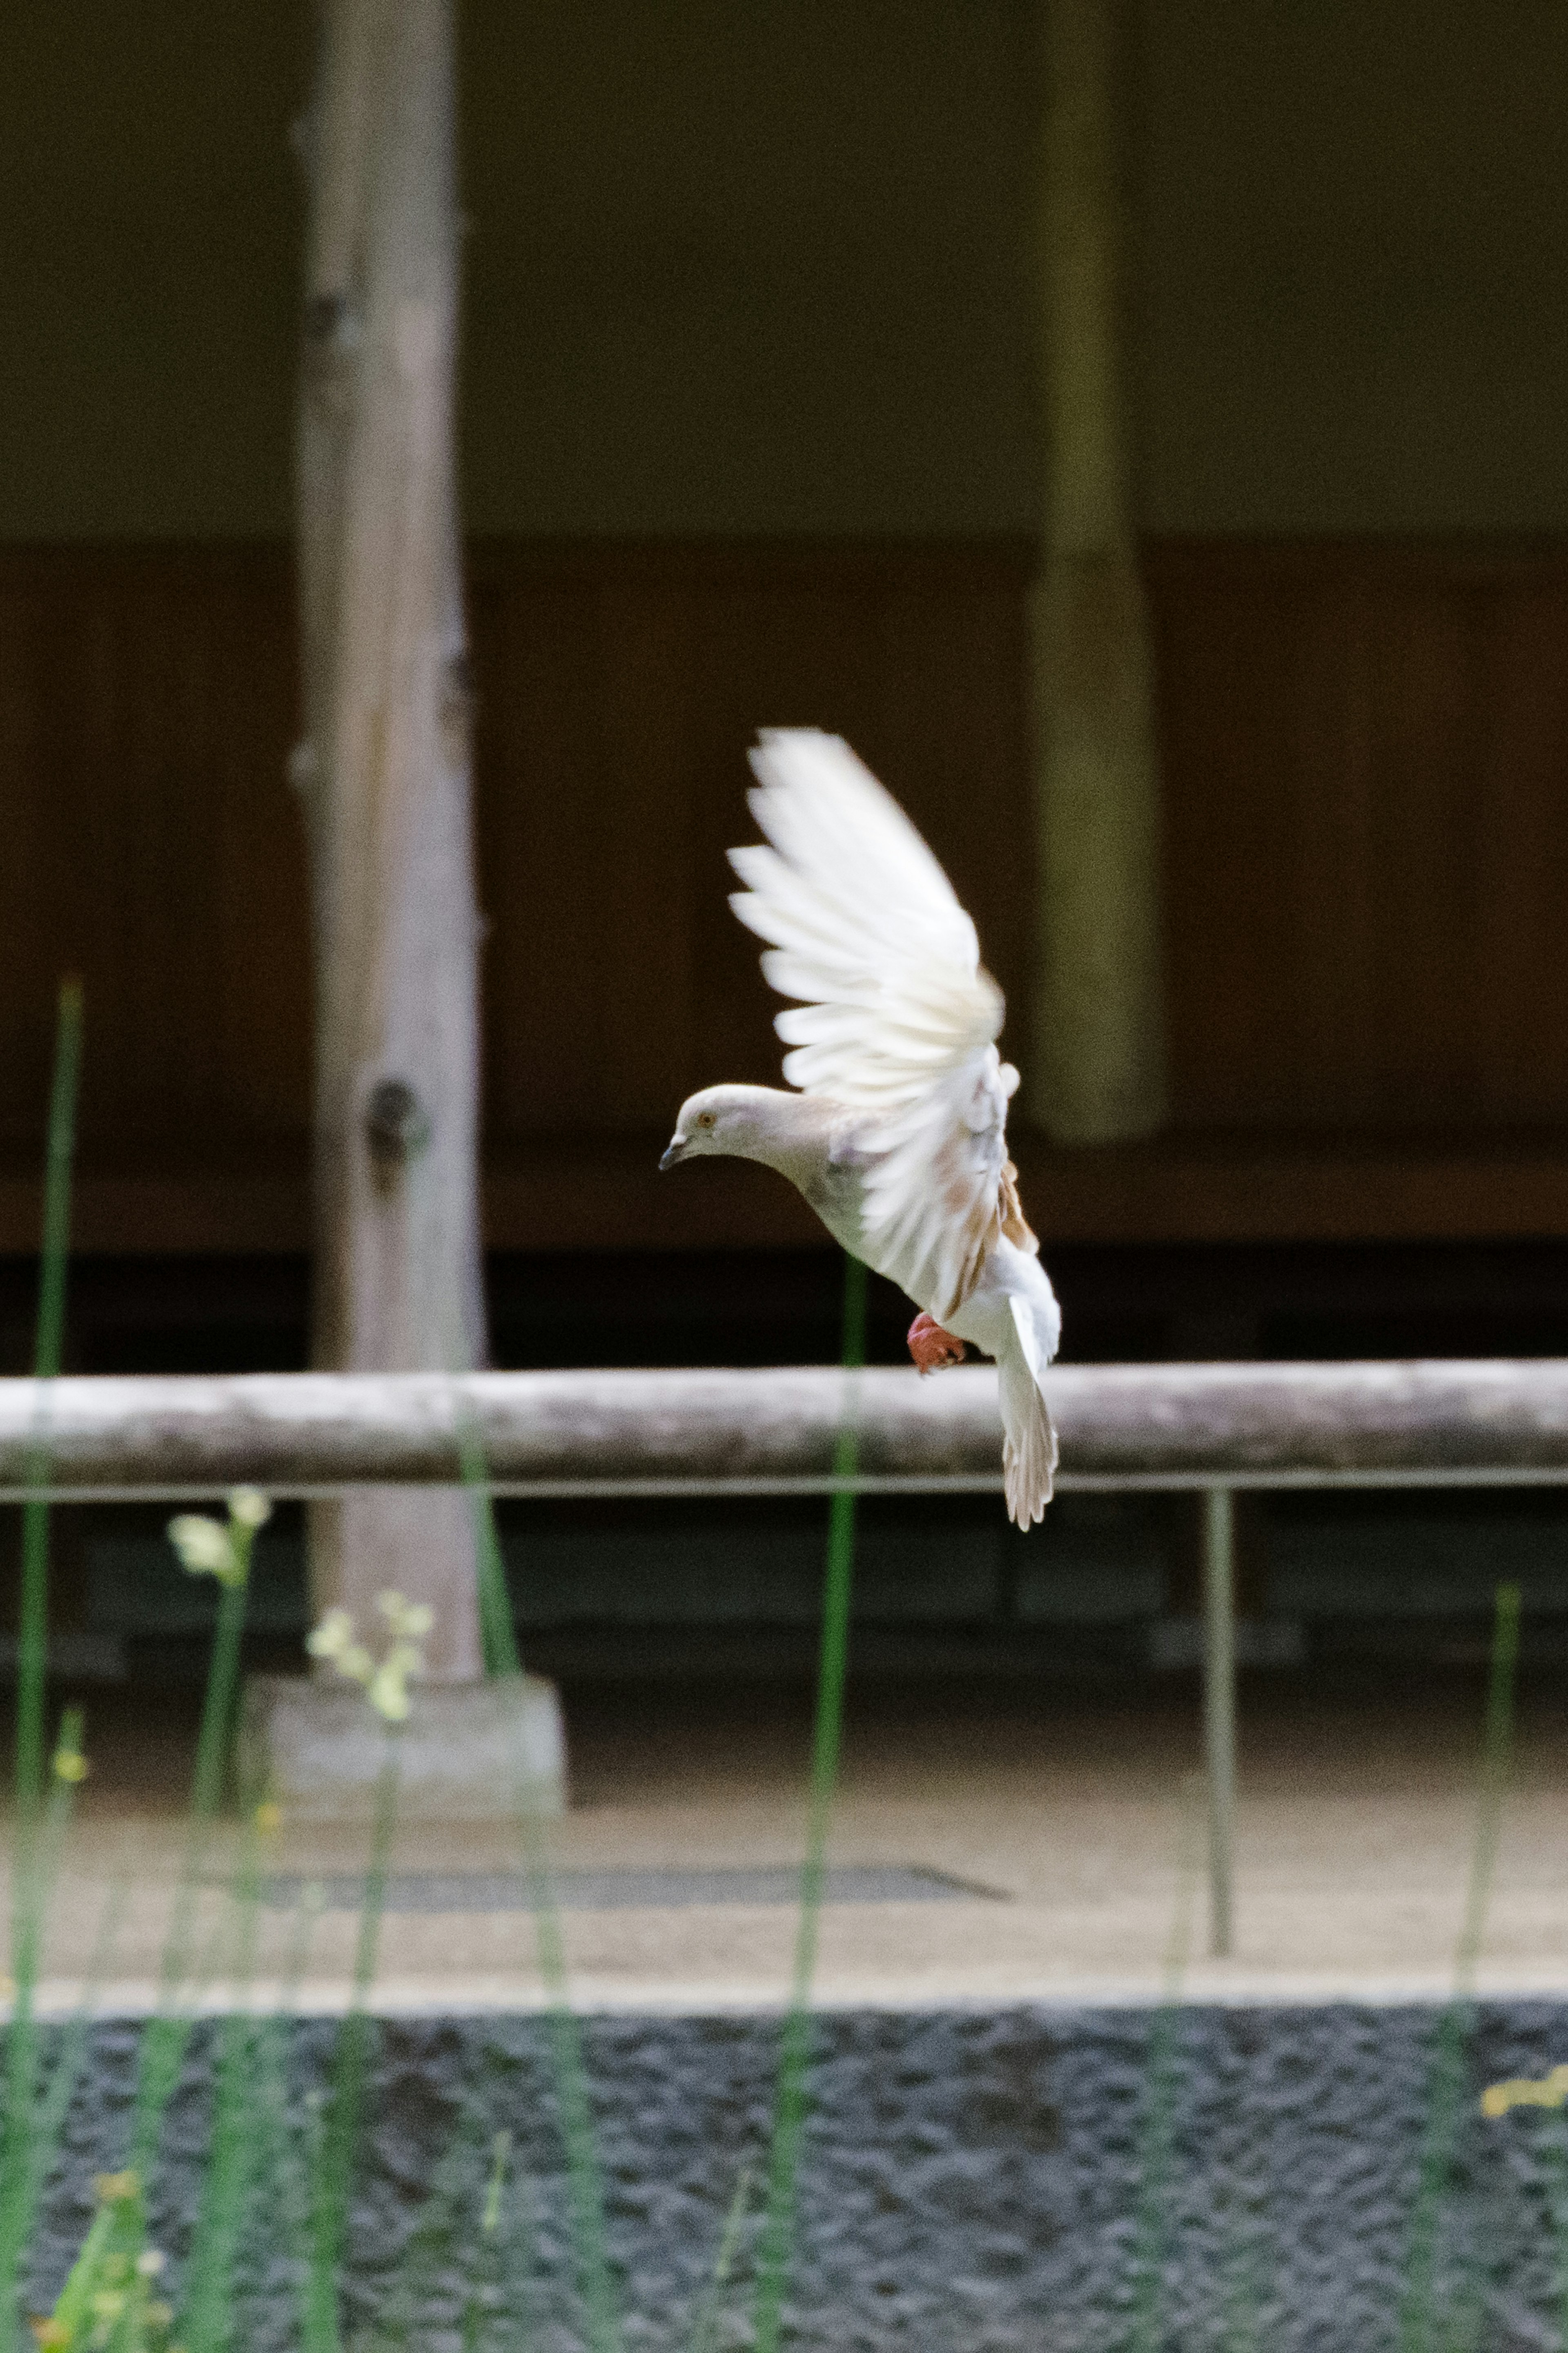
[
  {"left": 0, "top": 546, "right": 307, "bottom": 1155},
  {"left": 1150, "top": 539, "right": 1568, "bottom": 1135},
  {"left": 467, "top": 542, "right": 1032, "bottom": 1143},
  {"left": 0, "top": 536, "right": 1566, "bottom": 1251}
]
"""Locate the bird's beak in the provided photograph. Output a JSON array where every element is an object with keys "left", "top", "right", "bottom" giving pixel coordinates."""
[{"left": 658, "top": 1137, "right": 686, "bottom": 1173}]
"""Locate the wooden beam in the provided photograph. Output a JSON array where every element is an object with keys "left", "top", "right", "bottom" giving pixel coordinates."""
[
  {"left": 1029, "top": 0, "right": 1166, "bottom": 1143},
  {"left": 294, "top": 0, "right": 486, "bottom": 1677},
  {"left": 6, "top": 1360, "right": 1568, "bottom": 1497}
]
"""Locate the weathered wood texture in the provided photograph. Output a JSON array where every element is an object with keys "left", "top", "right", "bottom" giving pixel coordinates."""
[
  {"left": 294, "top": 0, "right": 486, "bottom": 1677},
  {"left": 4, "top": 1361, "right": 1568, "bottom": 1494},
  {"left": 0, "top": 537, "right": 1567, "bottom": 1246}
]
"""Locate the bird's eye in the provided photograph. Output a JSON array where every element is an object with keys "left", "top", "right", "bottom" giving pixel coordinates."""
[{"left": 697, "top": 1111, "right": 715, "bottom": 1129}]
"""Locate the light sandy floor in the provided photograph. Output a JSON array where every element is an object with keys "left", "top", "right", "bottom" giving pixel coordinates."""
[{"left": 7, "top": 1674, "right": 1568, "bottom": 2012}]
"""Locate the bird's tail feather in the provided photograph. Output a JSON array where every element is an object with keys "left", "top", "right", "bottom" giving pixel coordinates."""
[{"left": 999, "top": 1325, "right": 1058, "bottom": 1529}]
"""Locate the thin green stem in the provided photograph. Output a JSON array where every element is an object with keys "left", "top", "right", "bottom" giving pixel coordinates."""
[
  {"left": 517, "top": 1811, "right": 619, "bottom": 2353},
  {"left": 0, "top": 1710, "right": 91, "bottom": 2340},
  {"left": 1399, "top": 1581, "right": 1521, "bottom": 2353},
  {"left": 463, "top": 1426, "right": 522, "bottom": 1682},
  {"left": 382, "top": 2094, "right": 500, "bottom": 2351},
  {"left": 2, "top": 978, "right": 82, "bottom": 2353},
  {"left": 459, "top": 2131, "right": 516, "bottom": 2353},
  {"left": 752, "top": 1251, "right": 866, "bottom": 2353},
  {"left": 462, "top": 1415, "right": 620, "bottom": 2351},
  {"left": 131, "top": 1565, "right": 253, "bottom": 2179},
  {"left": 26, "top": 1868, "right": 129, "bottom": 2228},
  {"left": 465, "top": 2125, "right": 537, "bottom": 2353},
  {"left": 179, "top": 1791, "right": 271, "bottom": 2353},
  {"left": 304, "top": 1731, "right": 399, "bottom": 2353},
  {"left": 15, "top": 977, "right": 82, "bottom": 1834},
  {"left": 686, "top": 2163, "right": 753, "bottom": 2353},
  {"left": 254, "top": 1885, "right": 326, "bottom": 2351}
]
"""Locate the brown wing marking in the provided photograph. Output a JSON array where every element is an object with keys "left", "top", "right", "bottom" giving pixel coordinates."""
[
  {"left": 931, "top": 1155, "right": 1036, "bottom": 1323},
  {"left": 926, "top": 1122, "right": 1002, "bottom": 1323},
  {"left": 999, "top": 1159, "right": 1040, "bottom": 1256}
]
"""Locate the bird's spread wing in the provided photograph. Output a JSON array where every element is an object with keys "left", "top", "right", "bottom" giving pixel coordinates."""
[{"left": 729, "top": 729, "right": 1023, "bottom": 1321}]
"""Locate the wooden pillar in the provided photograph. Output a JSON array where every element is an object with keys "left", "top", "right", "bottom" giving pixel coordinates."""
[
  {"left": 1027, "top": 0, "right": 1167, "bottom": 1144},
  {"left": 292, "top": 0, "right": 486, "bottom": 1680}
]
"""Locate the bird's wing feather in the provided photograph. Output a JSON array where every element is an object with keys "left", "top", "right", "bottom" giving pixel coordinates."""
[{"left": 730, "top": 729, "right": 1013, "bottom": 1320}]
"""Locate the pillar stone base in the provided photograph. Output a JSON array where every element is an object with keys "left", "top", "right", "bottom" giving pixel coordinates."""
[{"left": 240, "top": 1673, "right": 566, "bottom": 1820}]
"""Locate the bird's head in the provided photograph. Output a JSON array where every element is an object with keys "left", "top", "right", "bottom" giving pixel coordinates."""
[{"left": 659, "top": 1084, "right": 782, "bottom": 1171}]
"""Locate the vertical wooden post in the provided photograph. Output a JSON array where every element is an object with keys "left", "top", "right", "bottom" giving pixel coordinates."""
[
  {"left": 1028, "top": 0, "right": 1167, "bottom": 1143},
  {"left": 293, "top": 0, "right": 485, "bottom": 1680},
  {"left": 1202, "top": 1484, "right": 1236, "bottom": 1958}
]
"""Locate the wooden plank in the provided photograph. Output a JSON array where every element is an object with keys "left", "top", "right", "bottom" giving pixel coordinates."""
[
  {"left": 1149, "top": 535, "right": 1568, "bottom": 1134},
  {"left": 1470, "top": 584, "right": 1568, "bottom": 1122}
]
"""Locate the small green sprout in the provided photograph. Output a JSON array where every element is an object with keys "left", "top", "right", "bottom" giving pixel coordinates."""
[
  {"left": 482, "top": 2130, "right": 511, "bottom": 2234},
  {"left": 307, "top": 1588, "right": 433, "bottom": 1721},
  {"left": 166, "top": 1488, "right": 272, "bottom": 1589},
  {"left": 37, "top": 2171, "right": 177, "bottom": 2351},
  {"left": 51, "top": 1744, "right": 88, "bottom": 1785}
]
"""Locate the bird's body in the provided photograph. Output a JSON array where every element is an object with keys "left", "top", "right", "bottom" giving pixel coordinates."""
[{"left": 662, "top": 732, "right": 1061, "bottom": 1526}]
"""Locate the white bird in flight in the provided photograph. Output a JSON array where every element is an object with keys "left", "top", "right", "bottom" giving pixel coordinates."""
[{"left": 660, "top": 729, "right": 1060, "bottom": 1526}]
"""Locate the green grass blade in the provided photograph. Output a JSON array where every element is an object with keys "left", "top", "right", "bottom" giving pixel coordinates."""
[
  {"left": 460, "top": 1414, "right": 619, "bottom": 2353},
  {"left": 246, "top": 1882, "right": 325, "bottom": 2353},
  {"left": 178, "top": 1787, "right": 273, "bottom": 2353},
  {"left": 25, "top": 1867, "right": 130, "bottom": 2228},
  {"left": 461, "top": 2128, "right": 537, "bottom": 2353},
  {"left": 15, "top": 977, "right": 83, "bottom": 1832},
  {"left": 686, "top": 2161, "right": 753, "bottom": 2353},
  {"left": 304, "top": 1732, "right": 399, "bottom": 2353},
  {"left": 180, "top": 2004, "right": 262, "bottom": 2353},
  {"left": 751, "top": 1251, "right": 866, "bottom": 2353},
  {"left": 0, "top": 1710, "right": 93, "bottom": 2337},
  {"left": 1398, "top": 1580, "right": 1521, "bottom": 2353},
  {"left": 380, "top": 2092, "right": 514, "bottom": 2351},
  {"left": 2, "top": 979, "right": 84, "bottom": 2353},
  {"left": 512, "top": 1815, "right": 618, "bottom": 2353},
  {"left": 130, "top": 1565, "right": 254, "bottom": 2181},
  {"left": 458, "top": 2129, "right": 518, "bottom": 2353},
  {"left": 462, "top": 1423, "right": 521, "bottom": 1682}
]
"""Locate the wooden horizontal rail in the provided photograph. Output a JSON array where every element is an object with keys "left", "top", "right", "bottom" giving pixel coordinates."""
[{"left": 2, "top": 1362, "right": 1568, "bottom": 1499}]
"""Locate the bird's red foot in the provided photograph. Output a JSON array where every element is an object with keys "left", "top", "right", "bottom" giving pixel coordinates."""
[{"left": 907, "top": 1312, "right": 966, "bottom": 1375}]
